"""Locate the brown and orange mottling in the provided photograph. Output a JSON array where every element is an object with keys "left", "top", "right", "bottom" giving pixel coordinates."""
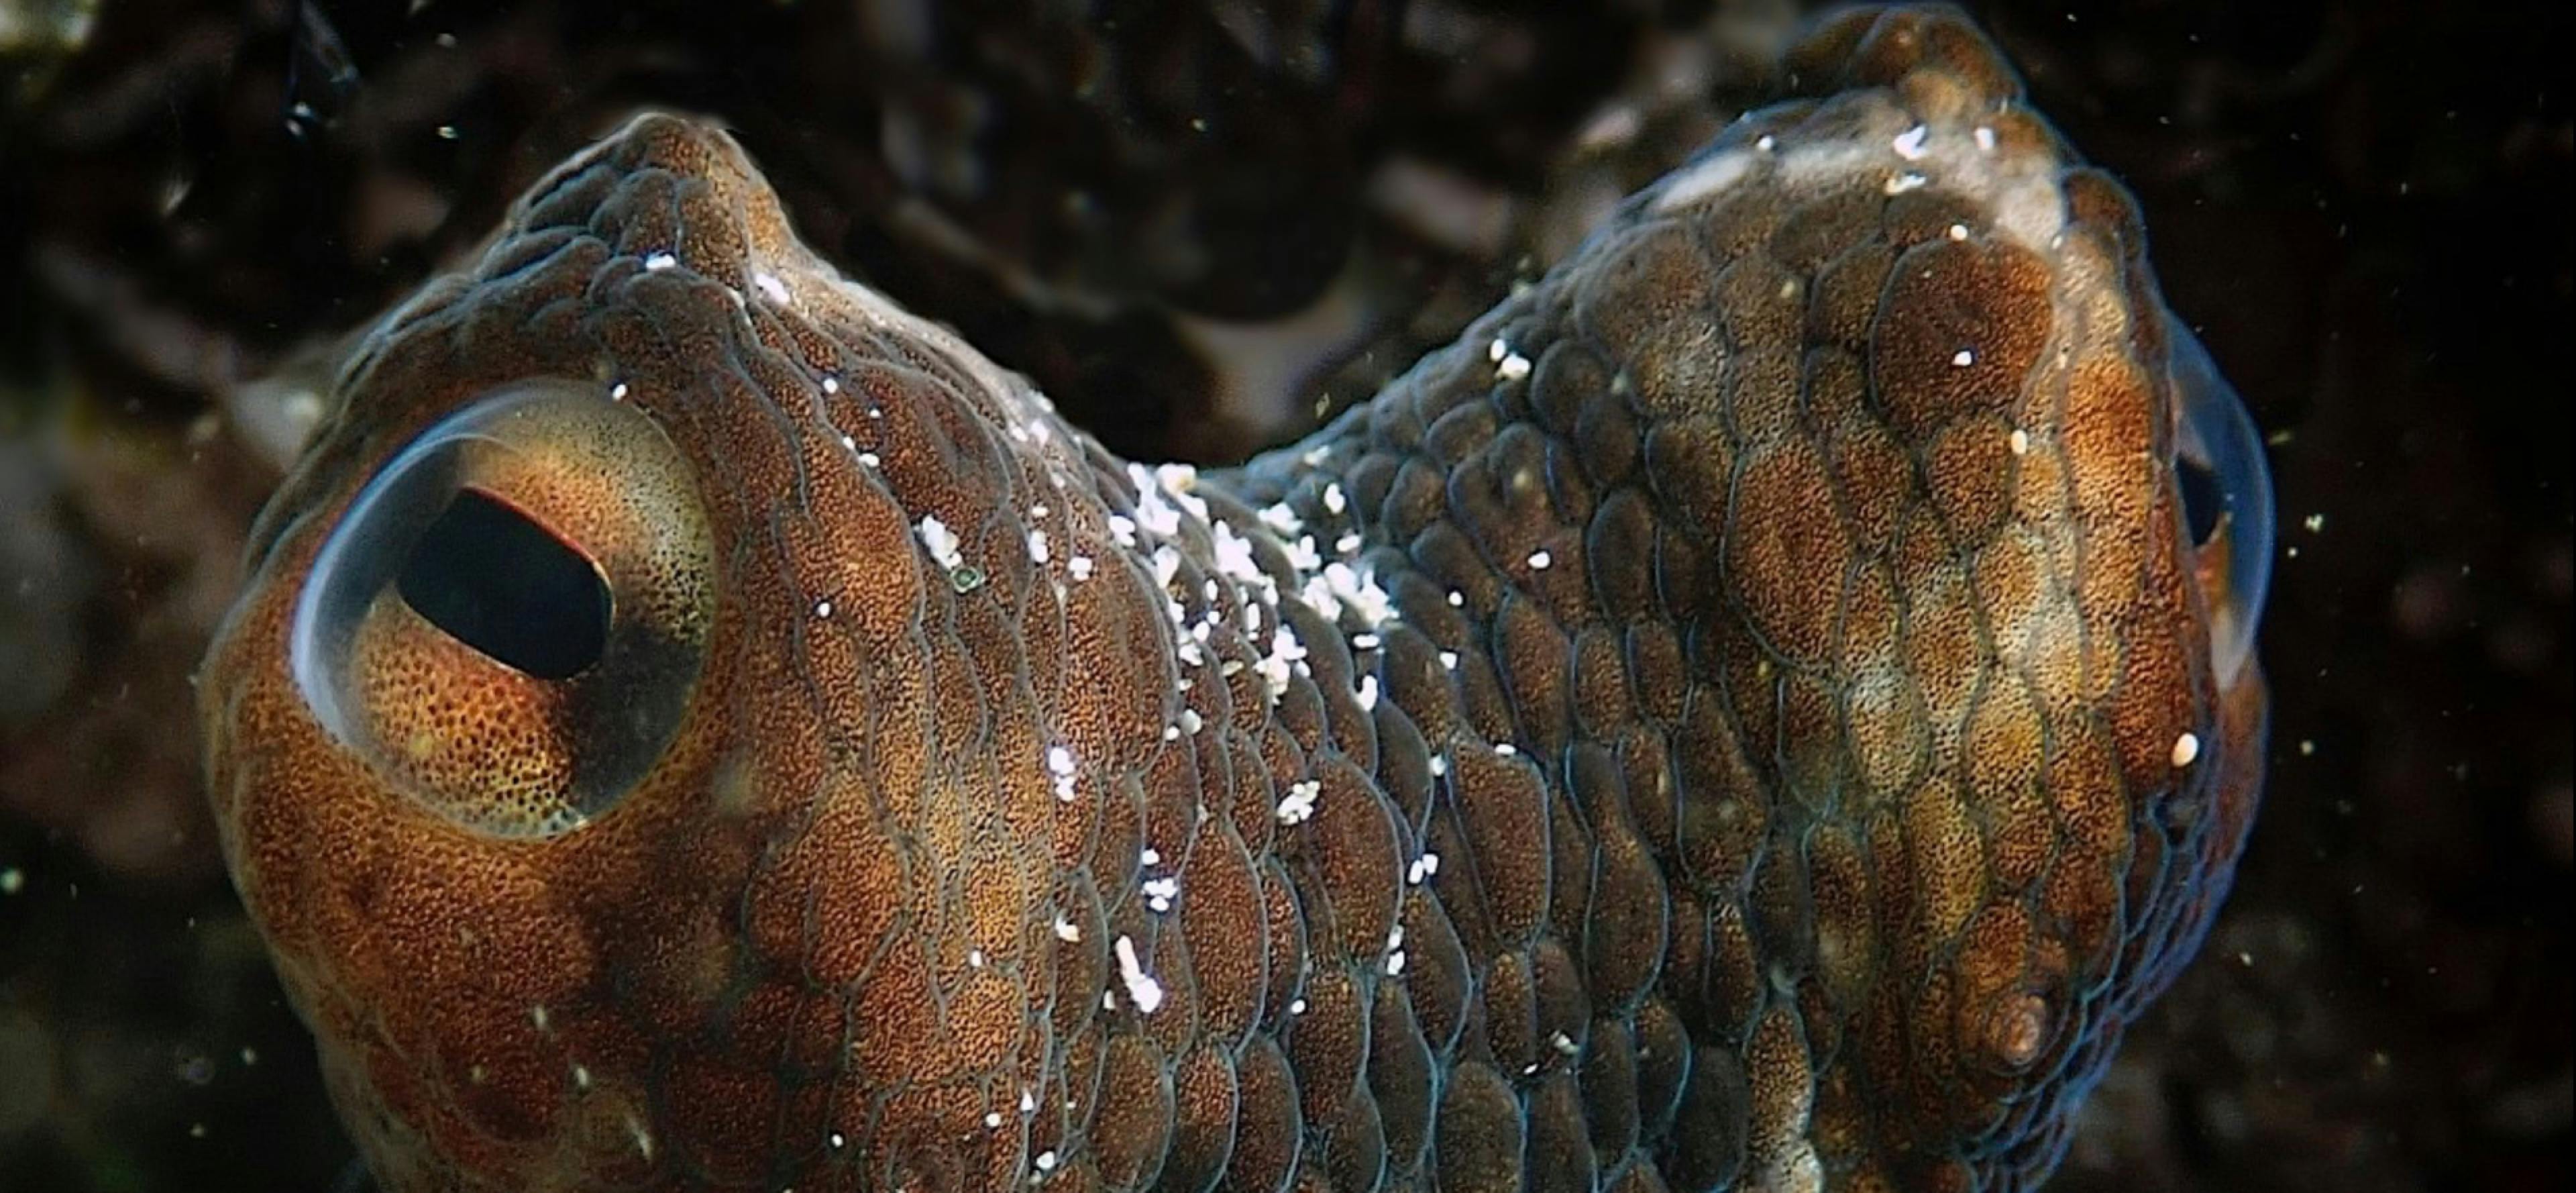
[{"left": 200, "top": 8, "right": 2269, "bottom": 1192}]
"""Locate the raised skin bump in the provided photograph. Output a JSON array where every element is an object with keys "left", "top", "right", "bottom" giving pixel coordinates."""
[{"left": 200, "top": 7, "right": 2271, "bottom": 1192}]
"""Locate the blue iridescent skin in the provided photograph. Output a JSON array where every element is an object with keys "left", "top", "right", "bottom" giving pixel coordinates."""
[{"left": 201, "top": 7, "right": 2272, "bottom": 1191}]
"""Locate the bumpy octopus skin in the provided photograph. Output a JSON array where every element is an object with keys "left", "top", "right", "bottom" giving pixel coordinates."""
[{"left": 200, "top": 9, "right": 2274, "bottom": 1192}]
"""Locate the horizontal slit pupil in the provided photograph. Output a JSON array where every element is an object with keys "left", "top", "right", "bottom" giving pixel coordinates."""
[
  {"left": 396, "top": 488, "right": 610, "bottom": 680},
  {"left": 2176, "top": 454, "right": 2226, "bottom": 546}
]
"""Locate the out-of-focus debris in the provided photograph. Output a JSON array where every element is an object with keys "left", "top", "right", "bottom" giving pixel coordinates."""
[{"left": 0, "top": 0, "right": 101, "bottom": 104}]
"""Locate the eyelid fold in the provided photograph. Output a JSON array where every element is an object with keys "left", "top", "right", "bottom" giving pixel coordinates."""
[{"left": 2167, "top": 319, "right": 2275, "bottom": 686}]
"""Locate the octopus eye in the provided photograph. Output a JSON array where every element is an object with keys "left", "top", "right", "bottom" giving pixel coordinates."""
[
  {"left": 2167, "top": 321, "right": 2275, "bottom": 685},
  {"left": 396, "top": 487, "right": 611, "bottom": 681},
  {"left": 289, "top": 382, "right": 714, "bottom": 837}
]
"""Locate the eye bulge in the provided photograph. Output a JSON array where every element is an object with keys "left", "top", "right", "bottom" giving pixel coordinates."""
[
  {"left": 2167, "top": 319, "right": 2275, "bottom": 686},
  {"left": 288, "top": 380, "right": 714, "bottom": 838}
]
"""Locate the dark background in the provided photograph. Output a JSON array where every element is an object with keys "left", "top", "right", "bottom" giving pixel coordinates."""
[{"left": 0, "top": 1, "right": 2567, "bottom": 1190}]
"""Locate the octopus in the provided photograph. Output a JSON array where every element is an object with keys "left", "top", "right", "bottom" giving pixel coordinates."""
[{"left": 197, "top": 7, "right": 2275, "bottom": 1192}]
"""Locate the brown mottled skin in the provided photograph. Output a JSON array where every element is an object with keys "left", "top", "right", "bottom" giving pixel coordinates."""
[{"left": 200, "top": 9, "right": 2269, "bottom": 1192}]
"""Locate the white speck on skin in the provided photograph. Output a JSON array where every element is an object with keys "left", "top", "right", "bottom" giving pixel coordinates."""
[
  {"left": 752, "top": 270, "right": 790, "bottom": 305},
  {"left": 1947, "top": 223, "right": 1971, "bottom": 241},
  {"left": 1322, "top": 482, "right": 1347, "bottom": 515},
  {"left": 1053, "top": 915, "right": 1081, "bottom": 943},
  {"left": 1884, "top": 172, "right": 1928, "bottom": 195},
  {"left": 1975, "top": 125, "right": 1998, "bottom": 152},
  {"left": 2171, "top": 732, "right": 2202, "bottom": 768},
  {"left": 2009, "top": 429, "right": 2030, "bottom": 456},
  {"left": 608, "top": 382, "right": 629, "bottom": 401},
  {"left": 1260, "top": 503, "right": 1303, "bottom": 535},
  {"left": 1114, "top": 935, "right": 1165, "bottom": 1014},
  {"left": 917, "top": 515, "right": 963, "bottom": 570},
  {"left": 1951, "top": 349, "right": 1976, "bottom": 367},
  {"left": 1211, "top": 521, "right": 1259, "bottom": 583},
  {"left": 1497, "top": 350, "right": 1532, "bottom": 381},
  {"left": 1527, "top": 550, "right": 1552, "bottom": 570},
  {"left": 1892, "top": 124, "right": 1931, "bottom": 160},
  {"left": 643, "top": 251, "right": 678, "bottom": 271},
  {"left": 1278, "top": 779, "right": 1321, "bottom": 825}
]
